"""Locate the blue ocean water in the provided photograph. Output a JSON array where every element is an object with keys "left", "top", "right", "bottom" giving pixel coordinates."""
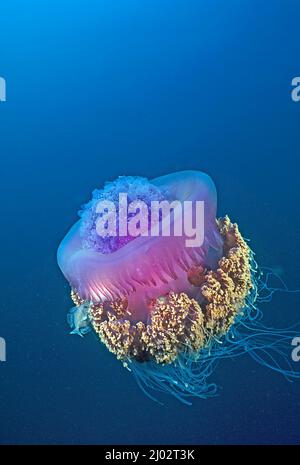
[{"left": 0, "top": 0, "right": 300, "bottom": 445}]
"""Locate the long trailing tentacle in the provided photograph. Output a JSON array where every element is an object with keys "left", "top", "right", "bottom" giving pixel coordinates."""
[{"left": 129, "top": 265, "right": 300, "bottom": 405}]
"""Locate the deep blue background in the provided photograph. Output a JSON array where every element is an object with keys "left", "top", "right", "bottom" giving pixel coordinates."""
[{"left": 0, "top": 0, "right": 300, "bottom": 444}]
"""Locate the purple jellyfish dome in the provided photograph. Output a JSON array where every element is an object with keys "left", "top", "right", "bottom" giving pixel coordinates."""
[{"left": 57, "top": 170, "right": 224, "bottom": 322}]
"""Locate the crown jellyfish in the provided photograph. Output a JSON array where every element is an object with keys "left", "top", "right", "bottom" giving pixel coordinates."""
[{"left": 57, "top": 171, "right": 300, "bottom": 404}]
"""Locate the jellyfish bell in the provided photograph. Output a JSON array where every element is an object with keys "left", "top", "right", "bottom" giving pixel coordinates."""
[
  {"left": 57, "top": 170, "right": 300, "bottom": 404},
  {"left": 57, "top": 171, "right": 223, "bottom": 322}
]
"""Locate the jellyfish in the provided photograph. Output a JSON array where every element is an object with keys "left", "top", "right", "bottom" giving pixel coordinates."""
[{"left": 57, "top": 170, "right": 300, "bottom": 404}]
